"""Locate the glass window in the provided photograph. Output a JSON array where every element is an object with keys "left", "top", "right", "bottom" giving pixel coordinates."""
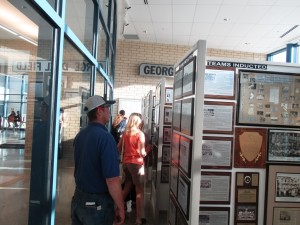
[
  {"left": 269, "top": 50, "right": 286, "bottom": 63},
  {"left": 97, "top": 20, "right": 108, "bottom": 73},
  {"left": 0, "top": 0, "right": 55, "bottom": 224},
  {"left": 65, "top": 0, "right": 94, "bottom": 53},
  {"left": 99, "top": 0, "right": 110, "bottom": 26}
]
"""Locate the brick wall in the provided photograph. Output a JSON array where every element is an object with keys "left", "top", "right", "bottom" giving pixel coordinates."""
[{"left": 112, "top": 40, "right": 266, "bottom": 116}]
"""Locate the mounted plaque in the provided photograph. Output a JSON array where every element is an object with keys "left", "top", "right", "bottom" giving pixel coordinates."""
[{"left": 234, "top": 127, "right": 267, "bottom": 168}]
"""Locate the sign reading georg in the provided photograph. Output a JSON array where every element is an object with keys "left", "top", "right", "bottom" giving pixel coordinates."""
[{"left": 139, "top": 63, "right": 173, "bottom": 77}]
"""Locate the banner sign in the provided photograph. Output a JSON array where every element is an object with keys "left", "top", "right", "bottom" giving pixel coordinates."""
[
  {"left": 207, "top": 60, "right": 268, "bottom": 70},
  {"left": 139, "top": 63, "right": 173, "bottom": 77}
]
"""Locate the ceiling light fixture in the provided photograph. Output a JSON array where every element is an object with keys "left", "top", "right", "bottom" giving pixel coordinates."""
[
  {"left": 0, "top": 24, "right": 37, "bottom": 46},
  {"left": 280, "top": 25, "right": 299, "bottom": 38}
]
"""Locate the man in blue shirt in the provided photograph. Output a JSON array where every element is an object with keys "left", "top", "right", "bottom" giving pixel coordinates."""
[{"left": 71, "top": 95, "right": 124, "bottom": 225}]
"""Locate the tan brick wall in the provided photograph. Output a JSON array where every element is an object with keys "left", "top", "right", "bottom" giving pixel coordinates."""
[{"left": 112, "top": 40, "right": 266, "bottom": 115}]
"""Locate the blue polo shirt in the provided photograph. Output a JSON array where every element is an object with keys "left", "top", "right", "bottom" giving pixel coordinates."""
[{"left": 74, "top": 122, "right": 119, "bottom": 193}]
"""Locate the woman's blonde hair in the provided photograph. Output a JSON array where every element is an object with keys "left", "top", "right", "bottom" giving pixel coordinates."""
[{"left": 124, "top": 113, "right": 142, "bottom": 135}]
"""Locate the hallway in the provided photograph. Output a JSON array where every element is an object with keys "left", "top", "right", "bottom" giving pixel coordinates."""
[{"left": 0, "top": 130, "right": 165, "bottom": 225}]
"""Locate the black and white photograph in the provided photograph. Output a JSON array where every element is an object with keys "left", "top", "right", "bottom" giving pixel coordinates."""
[
  {"left": 276, "top": 172, "right": 300, "bottom": 202},
  {"left": 273, "top": 207, "right": 300, "bottom": 225},
  {"left": 199, "top": 207, "right": 230, "bottom": 225},
  {"left": 236, "top": 205, "right": 256, "bottom": 221},
  {"left": 165, "top": 87, "right": 173, "bottom": 105},
  {"left": 268, "top": 130, "right": 300, "bottom": 162}
]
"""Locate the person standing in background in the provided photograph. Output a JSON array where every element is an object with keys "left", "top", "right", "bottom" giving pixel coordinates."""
[
  {"left": 71, "top": 95, "right": 124, "bottom": 225},
  {"left": 111, "top": 109, "right": 127, "bottom": 143},
  {"left": 118, "top": 113, "right": 147, "bottom": 225}
]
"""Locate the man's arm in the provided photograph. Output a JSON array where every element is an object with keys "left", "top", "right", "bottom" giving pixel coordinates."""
[{"left": 106, "top": 176, "right": 125, "bottom": 225}]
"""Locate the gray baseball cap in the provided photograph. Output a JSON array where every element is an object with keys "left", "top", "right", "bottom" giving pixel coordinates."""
[{"left": 84, "top": 95, "right": 115, "bottom": 113}]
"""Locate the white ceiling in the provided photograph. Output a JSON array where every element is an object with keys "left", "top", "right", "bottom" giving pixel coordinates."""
[{"left": 118, "top": 0, "right": 300, "bottom": 54}]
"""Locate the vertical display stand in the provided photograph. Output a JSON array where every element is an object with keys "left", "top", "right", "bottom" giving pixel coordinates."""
[
  {"left": 151, "top": 78, "right": 173, "bottom": 223},
  {"left": 169, "top": 40, "right": 207, "bottom": 225}
]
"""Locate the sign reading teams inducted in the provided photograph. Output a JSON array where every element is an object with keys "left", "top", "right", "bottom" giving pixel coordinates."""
[{"left": 139, "top": 63, "right": 174, "bottom": 77}]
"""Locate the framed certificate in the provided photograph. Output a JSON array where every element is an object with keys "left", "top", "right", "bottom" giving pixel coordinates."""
[
  {"left": 179, "top": 136, "right": 192, "bottom": 177},
  {"left": 234, "top": 127, "right": 267, "bottom": 168},
  {"left": 173, "top": 100, "right": 181, "bottom": 131},
  {"left": 169, "top": 194, "right": 177, "bottom": 225},
  {"left": 171, "top": 132, "right": 180, "bottom": 165},
  {"left": 164, "top": 107, "right": 173, "bottom": 125},
  {"left": 268, "top": 129, "right": 300, "bottom": 162},
  {"left": 170, "top": 165, "right": 178, "bottom": 197},
  {"left": 202, "top": 136, "right": 233, "bottom": 169},
  {"left": 174, "top": 69, "right": 183, "bottom": 99},
  {"left": 162, "top": 145, "right": 171, "bottom": 163},
  {"left": 200, "top": 172, "right": 231, "bottom": 204},
  {"left": 204, "top": 67, "right": 236, "bottom": 100},
  {"left": 237, "top": 70, "right": 300, "bottom": 127},
  {"left": 199, "top": 207, "right": 230, "bottom": 225},
  {"left": 165, "top": 87, "right": 173, "bottom": 105},
  {"left": 182, "top": 56, "right": 196, "bottom": 97},
  {"left": 265, "top": 164, "right": 300, "bottom": 225},
  {"left": 163, "top": 126, "right": 172, "bottom": 144},
  {"left": 203, "top": 101, "right": 235, "bottom": 134},
  {"left": 161, "top": 165, "right": 170, "bottom": 183},
  {"left": 177, "top": 172, "right": 190, "bottom": 219},
  {"left": 181, "top": 98, "right": 194, "bottom": 136},
  {"left": 272, "top": 207, "right": 300, "bottom": 225}
]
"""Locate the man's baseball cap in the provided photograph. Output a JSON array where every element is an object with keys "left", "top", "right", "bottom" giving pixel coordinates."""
[{"left": 84, "top": 95, "right": 116, "bottom": 113}]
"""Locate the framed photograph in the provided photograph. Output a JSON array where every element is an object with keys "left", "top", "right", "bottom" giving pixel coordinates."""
[
  {"left": 161, "top": 165, "right": 170, "bottom": 183},
  {"left": 268, "top": 129, "right": 300, "bottom": 162},
  {"left": 203, "top": 101, "right": 235, "bottom": 134},
  {"left": 170, "top": 165, "right": 178, "bottom": 197},
  {"left": 202, "top": 136, "right": 233, "bottom": 169},
  {"left": 265, "top": 164, "right": 300, "bottom": 225},
  {"left": 162, "top": 145, "right": 171, "bottom": 163},
  {"left": 199, "top": 207, "right": 230, "bottom": 225},
  {"left": 182, "top": 56, "right": 196, "bottom": 97},
  {"left": 204, "top": 67, "right": 236, "bottom": 100},
  {"left": 181, "top": 98, "right": 194, "bottom": 136},
  {"left": 176, "top": 208, "right": 189, "bottom": 225},
  {"left": 179, "top": 136, "right": 192, "bottom": 177},
  {"left": 171, "top": 132, "right": 180, "bottom": 165},
  {"left": 273, "top": 207, "right": 300, "bottom": 225},
  {"left": 200, "top": 172, "right": 231, "bottom": 204},
  {"left": 234, "top": 127, "right": 267, "bottom": 168},
  {"left": 174, "top": 69, "right": 183, "bottom": 99},
  {"left": 165, "top": 87, "right": 173, "bottom": 105},
  {"left": 173, "top": 101, "right": 181, "bottom": 131},
  {"left": 276, "top": 172, "right": 300, "bottom": 202},
  {"left": 235, "top": 205, "right": 257, "bottom": 222},
  {"left": 164, "top": 107, "right": 173, "bottom": 125},
  {"left": 237, "top": 70, "right": 300, "bottom": 127},
  {"left": 177, "top": 171, "right": 190, "bottom": 219},
  {"left": 163, "top": 126, "right": 172, "bottom": 144},
  {"left": 169, "top": 194, "right": 177, "bottom": 225}
]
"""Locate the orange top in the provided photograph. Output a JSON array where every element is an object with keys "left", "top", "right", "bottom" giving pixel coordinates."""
[{"left": 122, "top": 131, "right": 145, "bottom": 165}]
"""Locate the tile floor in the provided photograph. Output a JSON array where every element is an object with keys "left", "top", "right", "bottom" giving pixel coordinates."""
[{"left": 0, "top": 130, "right": 166, "bottom": 225}]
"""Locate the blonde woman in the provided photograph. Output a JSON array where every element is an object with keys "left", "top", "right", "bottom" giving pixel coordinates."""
[{"left": 118, "top": 113, "right": 146, "bottom": 225}]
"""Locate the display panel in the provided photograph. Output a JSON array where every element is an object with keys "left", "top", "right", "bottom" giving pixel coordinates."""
[
  {"left": 202, "top": 136, "right": 233, "bottom": 169},
  {"left": 203, "top": 101, "right": 235, "bottom": 134},
  {"left": 179, "top": 136, "right": 192, "bottom": 177},
  {"left": 164, "top": 107, "right": 173, "bottom": 125},
  {"left": 170, "top": 164, "right": 178, "bottom": 197},
  {"left": 163, "top": 126, "right": 172, "bottom": 144},
  {"left": 182, "top": 56, "right": 196, "bottom": 97},
  {"left": 238, "top": 70, "right": 300, "bottom": 127},
  {"left": 199, "top": 207, "right": 230, "bottom": 225},
  {"left": 173, "top": 101, "right": 181, "bottom": 131},
  {"left": 162, "top": 145, "right": 171, "bottom": 163},
  {"left": 181, "top": 98, "right": 194, "bottom": 136},
  {"left": 171, "top": 132, "right": 180, "bottom": 165},
  {"left": 204, "top": 67, "right": 235, "bottom": 100},
  {"left": 161, "top": 165, "right": 170, "bottom": 183},
  {"left": 165, "top": 87, "right": 173, "bottom": 105},
  {"left": 200, "top": 172, "right": 231, "bottom": 204},
  {"left": 174, "top": 69, "right": 183, "bottom": 99},
  {"left": 177, "top": 172, "right": 190, "bottom": 219}
]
